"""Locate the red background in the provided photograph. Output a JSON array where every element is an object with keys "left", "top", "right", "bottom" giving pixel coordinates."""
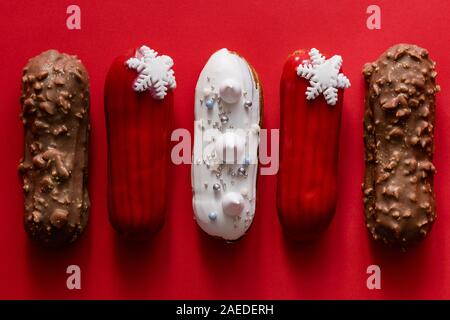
[{"left": 0, "top": 0, "right": 449, "bottom": 300}]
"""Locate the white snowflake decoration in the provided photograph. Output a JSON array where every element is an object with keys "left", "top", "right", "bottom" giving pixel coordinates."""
[
  {"left": 126, "top": 45, "right": 176, "bottom": 100},
  {"left": 296, "top": 48, "right": 350, "bottom": 106}
]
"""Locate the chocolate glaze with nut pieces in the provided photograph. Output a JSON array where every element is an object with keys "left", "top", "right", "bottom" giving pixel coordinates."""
[
  {"left": 19, "top": 50, "right": 90, "bottom": 247},
  {"left": 362, "top": 44, "right": 440, "bottom": 249}
]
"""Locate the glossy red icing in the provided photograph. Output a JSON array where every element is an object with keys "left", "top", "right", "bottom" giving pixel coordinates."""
[
  {"left": 277, "top": 50, "right": 344, "bottom": 241},
  {"left": 104, "top": 49, "right": 173, "bottom": 239}
]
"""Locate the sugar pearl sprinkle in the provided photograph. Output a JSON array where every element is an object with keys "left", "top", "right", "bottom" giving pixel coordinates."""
[
  {"left": 220, "top": 115, "right": 229, "bottom": 124},
  {"left": 205, "top": 97, "right": 215, "bottom": 109},
  {"left": 208, "top": 212, "right": 217, "bottom": 220},
  {"left": 238, "top": 167, "right": 247, "bottom": 176}
]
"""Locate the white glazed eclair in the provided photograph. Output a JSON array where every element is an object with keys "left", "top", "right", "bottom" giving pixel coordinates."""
[{"left": 192, "top": 48, "right": 262, "bottom": 241}]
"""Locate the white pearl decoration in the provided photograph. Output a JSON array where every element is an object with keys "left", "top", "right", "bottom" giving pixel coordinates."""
[
  {"left": 219, "top": 79, "right": 242, "bottom": 104},
  {"left": 221, "top": 192, "right": 245, "bottom": 217}
]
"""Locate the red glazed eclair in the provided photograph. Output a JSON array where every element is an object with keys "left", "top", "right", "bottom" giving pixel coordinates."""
[
  {"left": 104, "top": 45, "right": 175, "bottom": 239},
  {"left": 277, "top": 48, "right": 350, "bottom": 241}
]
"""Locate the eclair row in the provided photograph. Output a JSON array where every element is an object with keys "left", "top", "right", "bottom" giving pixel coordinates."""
[{"left": 19, "top": 44, "right": 439, "bottom": 250}]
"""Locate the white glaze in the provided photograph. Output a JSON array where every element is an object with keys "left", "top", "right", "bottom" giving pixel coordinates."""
[{"left": 192, "top": 48, "right": 261, "bottom": 241}]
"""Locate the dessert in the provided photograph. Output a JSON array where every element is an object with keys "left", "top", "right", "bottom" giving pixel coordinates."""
[
  {"left": 104, "top": 45, "right": 175, "bottom": 239},
  {"left": 363, "top": 44, "right": 439, "bottom": 248},
  {"left": 19, "top": 50, "right": 90, "bottom": 247},
  {"left": 192, "top": 49, "right": 262, "bottom": 241},
  {"left": 277, "top": 48, "right": 350, "bottom": 241}
]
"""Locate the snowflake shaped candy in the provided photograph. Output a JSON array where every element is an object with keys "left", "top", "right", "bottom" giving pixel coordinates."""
[
  {"left": 296, "top": 48, "right": 350, "bottom": 106},
  {"left": 126, "top": 45, "right": 176, "bottom": 100}
]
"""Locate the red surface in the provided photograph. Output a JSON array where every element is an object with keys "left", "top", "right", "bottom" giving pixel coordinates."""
[
  {"left": 278, "top": 50, "right": 343, "bottom": 241},
  {"left": 0, "top": 0, "right": 449, "bottom": 300},
  {"left": 104, "top": 51, "right": 172, "bottom": 239}
]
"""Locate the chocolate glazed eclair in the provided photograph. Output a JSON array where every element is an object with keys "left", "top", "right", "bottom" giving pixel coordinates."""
[
  {"left": 19, "top": 50, "right": 90, "bottom": 247},
  {"left": 362, "top": 44, "right": 440, "bottom": 249}
]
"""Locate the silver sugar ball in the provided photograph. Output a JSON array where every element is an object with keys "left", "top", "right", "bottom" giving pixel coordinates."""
[
  {"left": 213, "top": 183, "right": 221, "bottom": 191},
  {"left": 208, "top": 212, "right": 217, "bottom": 221},
  {"left": 220, "top": 115, "right": 229, "bottom": 124}
]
